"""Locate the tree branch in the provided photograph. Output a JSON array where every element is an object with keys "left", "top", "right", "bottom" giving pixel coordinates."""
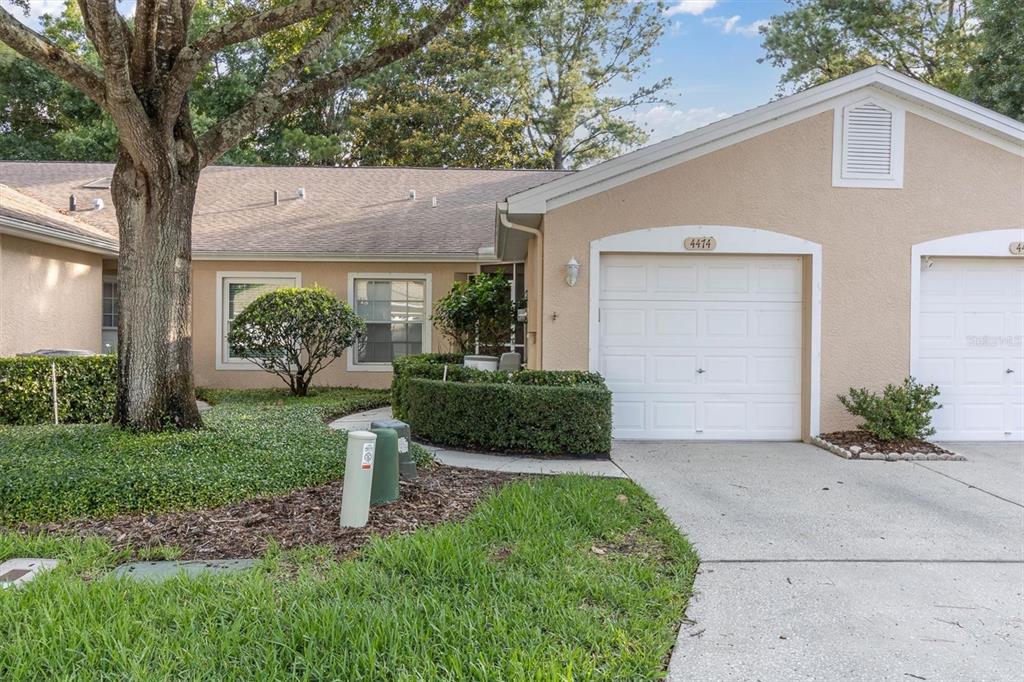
[
  {"left": 198, "top": 0, "right": 470, "bottom": 167},
  {"left": 0, "top": 4, "right": 106, "bottom": 106}
]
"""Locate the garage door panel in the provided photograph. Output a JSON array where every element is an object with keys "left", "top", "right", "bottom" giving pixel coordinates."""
[
  {"left": 602, "top": 264, "right": 647, "bottom": 293},
  {"left": 600, "top": 253, "right": 803, "bottom": 440},
  {"left": 919, "top": 257, "right": 1024, "bottom": 440}
]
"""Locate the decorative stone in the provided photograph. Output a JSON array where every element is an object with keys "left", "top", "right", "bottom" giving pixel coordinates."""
[
  {"left": 111, "top": 559, "right": 257, "bottom": 582},
  {"left": 0, "top": 558, "right": 58, "bottom": 589},
  {"left": 885, "top": 452, "right": 900, "bottom": 461},
  {"left": 849, "top": 445, "right": 862, "bottom": 455}
]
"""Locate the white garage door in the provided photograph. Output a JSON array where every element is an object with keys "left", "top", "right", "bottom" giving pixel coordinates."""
[
  {"left": 599, "top": 254, "right": 803, "bottom": 440},
  {"left": 918, "top": 257, "right": 1024, "bottom": 441}
]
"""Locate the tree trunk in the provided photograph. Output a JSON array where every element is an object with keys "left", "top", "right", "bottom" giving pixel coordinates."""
[{"left": 111, "top": 135, "right": 202, "bottom": 430}]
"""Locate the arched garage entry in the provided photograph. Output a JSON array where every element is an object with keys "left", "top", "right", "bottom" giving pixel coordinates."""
[{"left": 588, "top": 225, "right": 822, "bottom": 441}]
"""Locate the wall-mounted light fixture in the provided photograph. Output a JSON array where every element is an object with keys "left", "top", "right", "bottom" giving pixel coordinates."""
[{"left": 565, "top": 257, "right": 580, "bottom": 287}]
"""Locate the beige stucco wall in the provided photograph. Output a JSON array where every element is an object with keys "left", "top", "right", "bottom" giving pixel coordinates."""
[
  {"left": 0, "top": 234, "right": 104, "bottom": 355},
  {"left": 191, "top": 260, "right": 477, "bottom": 390},
  {"left": 539, "top": 111, "right": 1024, "bottom": 433}
]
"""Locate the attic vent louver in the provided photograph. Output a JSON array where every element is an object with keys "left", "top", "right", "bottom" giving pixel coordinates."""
[{"left": 833, "top": 97, "right": 904, "bottom": 188}]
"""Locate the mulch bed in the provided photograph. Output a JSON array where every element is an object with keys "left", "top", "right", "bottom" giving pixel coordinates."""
[
  {"left": 15, "top": 465, "right": 523, "bottom": 560},
  {"left": 814, "top": 430, "right": 965, "bottom": 461}
]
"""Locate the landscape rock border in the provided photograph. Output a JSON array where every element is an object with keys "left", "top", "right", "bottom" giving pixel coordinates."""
[{"left": 811, "top": 431, "right": 965, "bottom": 462}]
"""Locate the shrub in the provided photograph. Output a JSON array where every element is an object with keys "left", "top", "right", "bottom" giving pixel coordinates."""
[
  {"left": 405, "top": 378, "right": 612, "bottom": 456},
  {"left": 837, "top": 377, "right": 942, "bottom": 441},
  {"left": 431, "top": 272, "right": 516, "bottom": 354},
  {"left": 391, "top": 353, "right": 605, "bottom": 420},
  {"left": 227, "top": 286, "right": 365, "bottom": 396},
  {"left": 0, "top": 355, "right": 116, "bottom": 425}
]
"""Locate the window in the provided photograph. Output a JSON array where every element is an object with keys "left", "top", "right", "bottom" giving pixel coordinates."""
[
  {"left": 216, "top": 273, "right": 300, "bottom": 369},
  {"left": 350, "top": 275, "right": 430, "bottom": 368},
  {"left": 832, "top": 97, "right": 905, "bottom": 189},
  {"left": 102, "top": 278, "right": 118, "bottom": 329}
]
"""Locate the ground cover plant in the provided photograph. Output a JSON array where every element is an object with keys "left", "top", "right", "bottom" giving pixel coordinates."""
[
  {"left": 0, "top": 475, "right": 698, "bottom": 680},
  {"left": 0, "top": 388, "right": 391, "bottom": 524}
]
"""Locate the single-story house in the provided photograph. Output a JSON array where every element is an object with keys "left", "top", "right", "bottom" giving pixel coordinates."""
[{"left": 2, "top": 67, "right": 1022, "bottom": 442}]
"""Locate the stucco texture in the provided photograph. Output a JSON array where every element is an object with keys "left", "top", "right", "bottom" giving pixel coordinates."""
[
  {"left": 191, "top": 260, "right": 475, "bottom": 390},
  {"left": 540, "top": 111, "right": 1024, "bottom": 433},
  {"left": 0, "top": 235, "right": 104, "bottom": 355}
]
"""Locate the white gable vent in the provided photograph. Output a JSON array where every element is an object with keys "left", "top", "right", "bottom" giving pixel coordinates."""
[{"left": 833, "top": 97, "right": 904, "bottom": 188}]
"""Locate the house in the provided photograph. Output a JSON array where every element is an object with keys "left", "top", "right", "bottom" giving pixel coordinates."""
[{"left": 2, "top": 67, "right": 1022, "bottom": 442}]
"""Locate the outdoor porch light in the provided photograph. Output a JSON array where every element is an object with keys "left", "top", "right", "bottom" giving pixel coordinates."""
[{"left": 565, "top": 257, "right": 580, "bottom": 287}]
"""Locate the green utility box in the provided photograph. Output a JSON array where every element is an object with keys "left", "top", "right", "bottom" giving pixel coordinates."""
[
  {"left": 369, "top": 427, "right": 400, "bottom": 505},
  {"left": 371, "top": 418, "right": 418, "bottom": 481}
]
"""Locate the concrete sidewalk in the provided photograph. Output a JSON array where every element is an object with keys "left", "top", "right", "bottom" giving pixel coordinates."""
[
  {"left": 329, "top": 407, "right": 625, "bottom": 478},
  {"left": 613, "top": 440, "right": 1024, "bottom": 682}
]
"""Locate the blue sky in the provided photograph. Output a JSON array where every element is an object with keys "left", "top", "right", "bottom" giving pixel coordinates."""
[{"left": 4, "top": 0, "right": 793, "bottom": 148}]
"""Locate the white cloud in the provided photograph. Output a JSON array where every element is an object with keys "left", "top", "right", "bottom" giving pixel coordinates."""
[
  {"left": 633, "top": 104, "right": 731, "bottom": 144},
  {"left": 665, "top": 1, "right": 719, "bottom": 17},
  {"left": 702, "top": 14, "right": 769, "bottom": 38}
]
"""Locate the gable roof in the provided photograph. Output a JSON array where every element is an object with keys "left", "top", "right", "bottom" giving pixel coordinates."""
[
  {"left": 502, "top": 66, "right": 1024, "bottom": 219},
  {"left": 0, "top": 162, "right": 569, "bottom": 261},
  {"left": 0, "top": 183, "right": 118, "bottom": 254}
]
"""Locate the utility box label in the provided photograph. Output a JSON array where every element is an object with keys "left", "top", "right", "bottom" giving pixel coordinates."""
[
  {"left": 361, "top": 442, "right": 374, "bottom": 470},
  {"left": 398, "top": 437, "right": 409, "bottom": 454}
]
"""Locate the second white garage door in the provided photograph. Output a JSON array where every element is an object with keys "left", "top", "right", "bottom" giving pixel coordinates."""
[{"left": 599, "top": 253, "right": 803, "bottom": 440}]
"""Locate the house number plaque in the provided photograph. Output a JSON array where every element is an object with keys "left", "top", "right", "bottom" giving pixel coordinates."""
[
  {"left": 1010, "top": 241, "right": 1024, "bottom": 256},
  {"left": 684, "top": 236, "right": 716, "bottom": 251}
]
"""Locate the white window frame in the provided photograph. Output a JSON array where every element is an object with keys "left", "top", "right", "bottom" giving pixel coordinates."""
[
  {"left": 832, "top": 94, "right": 905, "bottom": 189},
  {"left": 215, "top": 271, "right": 301, "bottom": 371},
  {"left": 101, "top": 275, "right": 118, "bottom": 330},
  {"left": 347, "top": 272, "right": 432, "bottom": 373}
]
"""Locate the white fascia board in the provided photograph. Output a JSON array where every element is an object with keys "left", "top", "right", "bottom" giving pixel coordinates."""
[
  {"left": 193, "top": 250, "right": 493, "bottom": 263},
  {"left": 506, "top": 66, "right": 1024, "bottom": 217},
  {"left": 0, "top": 218, "right": 118, "bottom": 255}
]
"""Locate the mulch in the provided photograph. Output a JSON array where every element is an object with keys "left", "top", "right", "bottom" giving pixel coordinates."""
[
  {"left": 16, "top": 465, "right": 523, "bottom": 560},
  {"left": 817, "top": 430, "right": 963, "bottom": 461}
]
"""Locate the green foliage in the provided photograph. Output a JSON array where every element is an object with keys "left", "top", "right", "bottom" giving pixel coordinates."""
[
  {"left": 760, "top": 1, "right": 978, "bottom": 96},
  {"left": 406, "top": 378, "right": 612, "bottom": 456},
  {"left": 0, "top": 388, "right": 389, "bottom": 524},
  {"left": 390, "top": 353, "right": 605, "bottom": 421},
  {"left": 227, "top": 287, "right": 365, "bottom": 396},
  {"left": 0, "top": 476, "right": 697, "bottom": 679},
  {"left": 965, "top": 0, "right": 1024, "bottom": 121},
  {"left": 0, "top": 356, "right": 116, "bottom": 425},
  {"left": 431, "top": 273, "right": 517, "bottom": 355},
  {"left": 837, "top": 377, "right": 942, "bottom": 441}
]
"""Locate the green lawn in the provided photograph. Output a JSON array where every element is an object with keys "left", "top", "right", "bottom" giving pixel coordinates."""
[
  {"left": 0, "top": 475, "right": 697, "bottom": 680},
  {"left": 0, "top": 388, "right": 392, "bottom": 524}
]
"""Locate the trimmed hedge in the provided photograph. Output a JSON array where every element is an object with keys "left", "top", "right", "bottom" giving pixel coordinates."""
[
  {"left": 0, "top": 356, "right": 116, "bottom": 425},
  {"left": 405, "top": 378, "right": 612, "bottom": 456},
  {"left": 391, "top": 353, "right": 605, "bottom": 421}
]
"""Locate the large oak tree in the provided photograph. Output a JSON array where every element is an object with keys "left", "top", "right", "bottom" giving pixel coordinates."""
[{"left": 0, "top": 0, "right": 471, "bottom": 430}]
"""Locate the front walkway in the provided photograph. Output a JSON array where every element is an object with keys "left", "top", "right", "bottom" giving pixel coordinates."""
[
  {"left": 613, "top": 440, "right": 1024, "bottom": 682},
  {"left": 329, "top": 407, "right": 625, "bottom": 478}
]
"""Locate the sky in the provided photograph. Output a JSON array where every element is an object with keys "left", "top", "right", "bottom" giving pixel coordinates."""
[{"left": 3, "top": 0, "right": 794, "bottom": 149}]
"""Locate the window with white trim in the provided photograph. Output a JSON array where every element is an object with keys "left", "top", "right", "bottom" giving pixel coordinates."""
[
  {"left": 833, "top": 97, "right": 905, "bottom": 188},
  {"left": 102, "top": 278, "right": 118, "bottom": 329},
  {"left": 220, "top": 275, "right": 298, "bottom": 364},
  {"left": 353, "top": 278, "right": 427, "bottom": 364}
]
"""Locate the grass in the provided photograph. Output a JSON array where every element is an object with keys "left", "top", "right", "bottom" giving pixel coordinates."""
[
  {"left": 0, "top": 475, "right": 698, "bottom": 680},
  {"left": 0, "top": 387, "right": 398, "bottom": 524}
]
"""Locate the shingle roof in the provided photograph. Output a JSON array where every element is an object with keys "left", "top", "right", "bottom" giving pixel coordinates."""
[
  {"left": 0, "top": 162, "right": 569, "bottom": 257},
  {"left": 0, "top": 182, "right": 118, "bottom": 252}
]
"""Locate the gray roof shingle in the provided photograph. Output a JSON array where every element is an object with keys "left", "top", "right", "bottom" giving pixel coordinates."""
[{"left": 0, "top": 162, "right": 569, "bottom": 256}]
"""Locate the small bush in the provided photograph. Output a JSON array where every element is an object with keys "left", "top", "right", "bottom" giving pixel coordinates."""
[
  {"left": 0, "top": 356, "right": 116, "bottom": 425},
  {"left": 837, "top": 377, "right": 942, "bottom": 441},
  {"left": 228, "top": 286, "right": 364, "bottom": 396},
  {"left": 431, "top": 272, "right": 516, "bottom": 354},
  {"left": 406, "top": 378, "right": 612, "bottom": 456},
  {"left": 391, "top": 353, "right": 605, "bottom": 420}
]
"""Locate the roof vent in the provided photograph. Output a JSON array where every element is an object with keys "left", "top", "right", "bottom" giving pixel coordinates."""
[
  {"left": 431, "top": 196, "right": 438, "bottom": 207},
  {"left": 297, "top": 187, "right": 306, "bottom": 200},
  {"left": 92, "top": 198, "right": 104, "bottom": 211},
  {"left": 69, "top": 194, "right": 77, "bottom": 211},
  {"left": 409, "top": 189, "right": 416, "bottom": 200},
  {"left": 273, "top": 190, "right": 279, "bottom": 206},
  {"left": 833, "top": 98, "right": 904, "bottom": 188}
]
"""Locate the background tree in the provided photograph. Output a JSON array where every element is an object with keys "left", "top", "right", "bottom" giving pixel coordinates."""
[
  {"left": 760, "top": 1, "right": 977, "bottom": 95},
  {"left": 432, "top": 273, "right": 516, "bottom": 355},
  {"left": 964, "top": 0, "right": 1023, "bottom": 121},
  {"left": 0, "top": 0, "right": 472, "bottom": 430},
  {"left": 509, "top": 0, "right": 671, "bottom": 170},
  {"left": 227, "top": 287, "right": 364, "bottom": 396}
]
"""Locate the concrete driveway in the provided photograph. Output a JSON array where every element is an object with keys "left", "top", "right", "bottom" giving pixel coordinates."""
[{"left": 614, "top": 441, "right": 1023, "bottom": 681}]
